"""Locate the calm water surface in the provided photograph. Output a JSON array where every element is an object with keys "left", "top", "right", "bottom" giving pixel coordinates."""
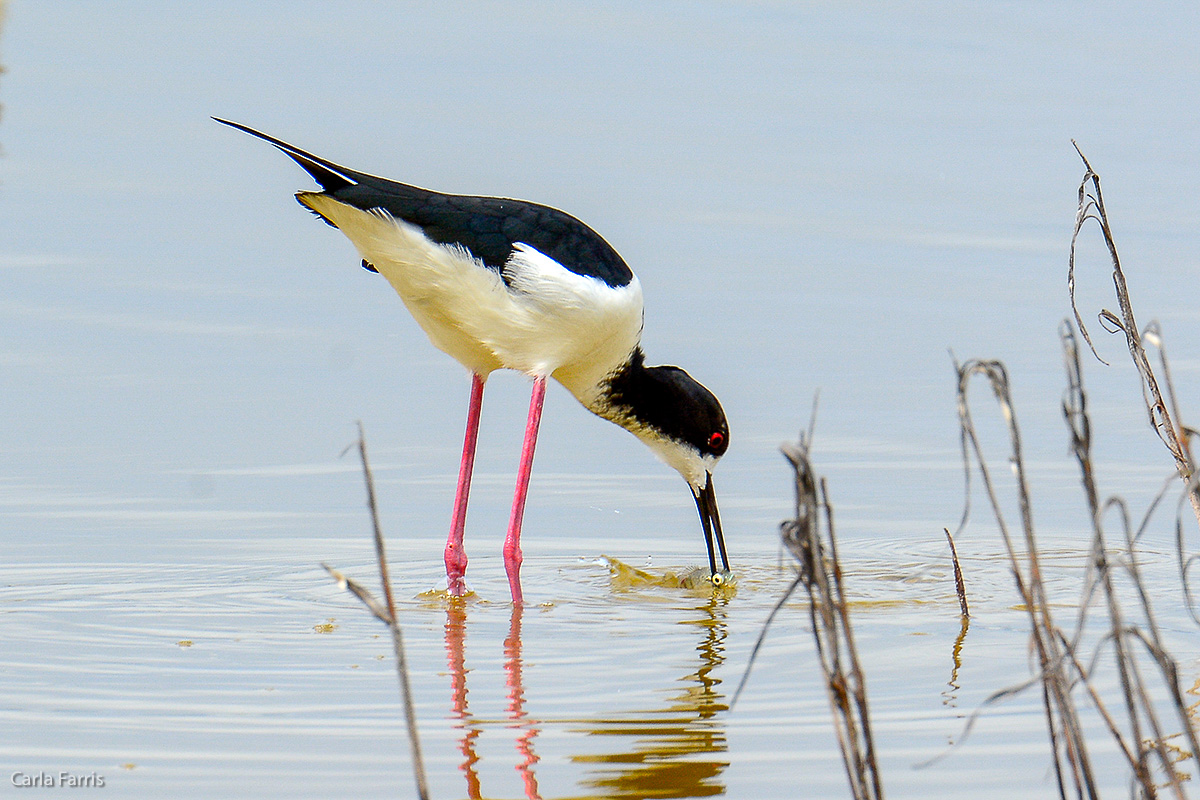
[{"left": 2, "top": 2, "right": 1199, "bottom": 798}]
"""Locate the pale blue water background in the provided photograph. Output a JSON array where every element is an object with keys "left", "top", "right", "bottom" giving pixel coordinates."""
[{"left": 2, "top": 2, "right": 1199, "bottom": 797}]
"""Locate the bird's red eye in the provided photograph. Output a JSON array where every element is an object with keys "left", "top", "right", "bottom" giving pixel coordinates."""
[{"left": 708, "top": 432, "right": 725, "bottom": 450}]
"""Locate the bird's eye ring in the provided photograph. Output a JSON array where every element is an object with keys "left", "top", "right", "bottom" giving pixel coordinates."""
[{"left": 708, "top": 432, "right": 725, "bottom": 450}]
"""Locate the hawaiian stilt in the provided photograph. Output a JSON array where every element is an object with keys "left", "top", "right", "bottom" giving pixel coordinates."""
[{"left": 216, "top": 118, "right": 730, "bottom": 603}]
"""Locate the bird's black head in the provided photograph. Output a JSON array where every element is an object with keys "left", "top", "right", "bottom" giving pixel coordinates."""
[
  {"left": 601, "top": 349, "right": 731, "bottom": 579},
  {"left": 636, "top": 363, "right": 729, "bottom": 461},
  {"left": 602, "top": 348, "right": 728, "bottom": 484}
]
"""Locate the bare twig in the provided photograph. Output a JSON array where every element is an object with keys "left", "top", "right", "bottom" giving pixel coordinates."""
[
  {"left": 774, "top": 434, "right": 885, "bottom": 800},
  {"left": 1177, "top": 472, "right": 1200, "bottom": 626},
  {"left": 1062, "top": 148, "right": 1200, "bottom": 793},
  {"left": 954, "top": 357, "right": 1098, "bottom": 799},
  {"left": 327, "top": 424, "right": 430, "bottom": 800},
  {"left": 1061, "top": 322, "right": 1197, "bottom": 796},
  {"left": 323, "top": 563, "right": 392, "bottom": 624},
  {"left": 944, "top": 324, "right": 1199, "bottom": 798},
  {"left": 945, "top": 528, "right": 969, "bottom": 619},
  {"left": 1068, "top": 143, "right": 1200, "bottom": 535}
]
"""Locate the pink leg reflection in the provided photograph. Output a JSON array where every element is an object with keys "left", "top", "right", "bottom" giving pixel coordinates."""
[
  {"left": 505, "top": 603, "right": 541, "bottom": 799},
  {"left": 444, "top": 601, "right": 482, "bottom": 799}
]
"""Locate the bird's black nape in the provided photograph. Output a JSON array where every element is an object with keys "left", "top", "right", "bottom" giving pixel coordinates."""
[{"left": 604, "top": 348, "right": 729, "bottom": 460}]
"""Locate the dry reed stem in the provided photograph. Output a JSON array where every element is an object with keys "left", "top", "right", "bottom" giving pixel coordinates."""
[
  {"left": 948, "top": 323, "right": 1200, "bottom": 798},
  {"left": 1068, "top": 143, "right": 1200, "bottom": 538},
  {"left": 730, "top": 425, "right": 884, "bottom": 799},
  {"left": 945, "top": 528, "right": 969, "bottom": 618},
  {"left": 325, "top": 424, "right": 430, "bottom": 800},
  {"left": 780, "top": 433, "right": 885, "bottom": 800},
  {"left": 1061, "top": 323, "right": 1198, "bottom": 796},
  {"left": 1063, "top": 147, "right": 1200, "bottom": 790},
  {"left": 954, "top": 357, "right": 1099, "bottom": 798},
  {"left": 1177, "top": 472, "right": 1200, "bottom": 626}
]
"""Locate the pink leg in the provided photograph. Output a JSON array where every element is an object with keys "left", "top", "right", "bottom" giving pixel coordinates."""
[
  {"left": 445, "top": 373, "right": 485, "bottom": 596},
  {"left": 504, "top": 376, "right": 547, "bottom": 605}
]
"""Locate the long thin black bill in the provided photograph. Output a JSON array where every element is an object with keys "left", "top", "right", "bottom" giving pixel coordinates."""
[{"left": 693, "top": 474, "right": 730, "bottom": 576}]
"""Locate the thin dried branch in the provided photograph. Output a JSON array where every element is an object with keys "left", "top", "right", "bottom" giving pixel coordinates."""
[
  {"left": 1177, "top": 472, "right": 1200, "bottom": 625},
  {"left": 326, "top": 424, "right": 430, "bottom": 800},
  {"left": 1068, "top": 143, "right": 1200, "bottom": 535},
  {"left": 943, "top": 325, "right": 1199, "bottom": 798},
  {"left": 775, "top": 434, "right": 885, "bottom": 800},
  {"left": 1061, "top": 322, "right": 1163, "bottom": 794},
  {"left": 954, "top": 356, "right": 1098, "bottom": 799},
  {"left": 1061, "top": 148, "right": 1200, "bottom": 793},
  {"left": 945, "top": 528, "right": 969, "bottom": 618},
  {"left": 323, "top": 563, "right": 392, "bottom": 624}
]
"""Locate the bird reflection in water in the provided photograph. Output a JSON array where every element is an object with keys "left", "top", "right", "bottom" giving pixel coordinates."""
[
  {"left": 443, "top": 594, "right": 731, "bottom": 799},
  {"left": 571, "top": 595, "right": 730, "bottom": 798}
]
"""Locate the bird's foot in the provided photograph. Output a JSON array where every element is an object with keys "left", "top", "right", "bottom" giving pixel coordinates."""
[
  {"left": 503, "top": 544, "right": 524, "bottom": 605},
  {"left": 445, "top": 544, "right": 469, "bottom": 596}
]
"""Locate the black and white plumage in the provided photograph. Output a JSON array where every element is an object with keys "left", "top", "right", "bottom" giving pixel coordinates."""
[{"left": 216, "top": 118, "right": 730, "bottom": 602}]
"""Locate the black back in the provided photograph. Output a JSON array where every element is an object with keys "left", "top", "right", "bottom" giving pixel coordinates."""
[{"left": 215, "top": 118, "right": 634, "bottom": 289}]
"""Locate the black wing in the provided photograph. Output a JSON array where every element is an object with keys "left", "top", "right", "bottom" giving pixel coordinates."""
[{"left": 214, "top": 118, "right": 634, "bottom": 288}]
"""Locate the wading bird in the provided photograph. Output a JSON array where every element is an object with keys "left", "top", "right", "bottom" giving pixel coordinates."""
[{"left": 217, "top": 118, "right": 730, "bottom": 603}]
